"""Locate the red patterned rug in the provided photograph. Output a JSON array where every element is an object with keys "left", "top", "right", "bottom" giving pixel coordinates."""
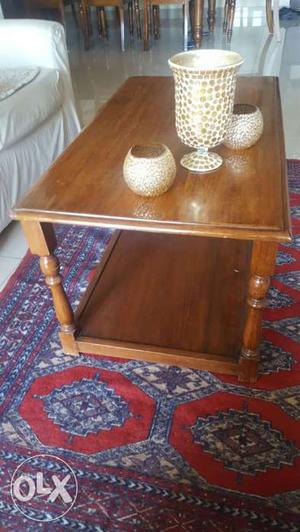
[{"left": 1, "top": 161, "right": 300, "bottom": 530}]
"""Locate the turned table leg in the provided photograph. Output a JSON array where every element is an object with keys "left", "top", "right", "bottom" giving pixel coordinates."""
[
  {"left": 100, "top": 7, "right": 108, "bottom": 40},
  {"left": 21, "top": 221, "right": 78, "bottom": 355},
  {"left": 79, "top": 2, "right": 90, "bottom": 50},
  {"left": 207, "top": 0, "right": 216, "bottom": 31},
  {"left": 183, "top": 1, "right": 189, "bottom": 51},
  {"left": 144, "top": 0, "right": 150, "bottom": 50},
  {"left": 223, "top": 0, "right": 228, "bottom": 32},
  {"left": 128, "top": 1, "right": 134, "bottom": 38},
  {"left": 134, "top": 0, "right": 142, "bottom": 39},
  {"left": 193, "top": 0, "right": 204, "bottom": 48},
  {"left": 153, "top": 5, "right": 160, "bottom": 39},
  {"left": 70, "top": 0, "right": 79, "bottom": 27},
  {"left": 226, "top": 0, "right": 236, "bottom": 38},
  {"left": 239, "top": 241, "right": 278, "bottom": 383},
  {"left": 97, "top": 7, "right": 103, "bottom": 37},
  {"left": 119, "top": 6, "right": 125, "bottom": 51},
  {"left": 266, "top": 0, "right": 274, "bottom": 33}
]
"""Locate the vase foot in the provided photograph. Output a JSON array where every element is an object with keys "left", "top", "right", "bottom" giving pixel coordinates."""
[{"left": 180, "top": 151, "right": 223, "bottom": 173}]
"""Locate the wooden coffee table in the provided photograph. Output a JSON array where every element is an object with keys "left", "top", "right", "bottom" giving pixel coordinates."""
[{"left": 12, "top": 76, "right": 291, "bottom": 383}]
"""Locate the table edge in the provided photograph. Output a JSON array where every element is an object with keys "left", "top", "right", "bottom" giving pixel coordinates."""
[{"left": 11, "top": 209, "right": 292, "bottom": 242}]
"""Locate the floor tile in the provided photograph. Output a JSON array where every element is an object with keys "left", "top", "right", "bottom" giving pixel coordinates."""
[
  {"left": 285, "top": 137, "right": 300, "bottom": 159},
  {"left": 0, "top": 257, "right": 21, "bottom": 292},
  {"left": 0, "top": 222, "right": 28, "bottom": 260}
]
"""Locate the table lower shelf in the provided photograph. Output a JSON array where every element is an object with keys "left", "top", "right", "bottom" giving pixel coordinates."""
[{"left": 73, "top": 230, "right": 252, "bottom": 374}]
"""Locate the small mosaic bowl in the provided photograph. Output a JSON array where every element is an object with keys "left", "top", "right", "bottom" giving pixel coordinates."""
[
  {"left": 223, "top": 104, "right": 264, "bottom": 150},
  {"left": 123, "top": 143, "right": 176, "bottom": 197}
]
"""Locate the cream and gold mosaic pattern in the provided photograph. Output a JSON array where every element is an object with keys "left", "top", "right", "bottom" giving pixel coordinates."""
[
  {"left": 172, "top": 69, "right": 238, "bottom": 150},
  {"left": 123, "top": 144, "right": 176, "bottom": 197},
  {"left": 168, "top": 50, "right": 243, "bottom": 173},
  {"left": 181, "top": 150, "right": 223, "bottom": 172},
  {"left": 224, "top": 103, "right": 264, "bottom": 150}
]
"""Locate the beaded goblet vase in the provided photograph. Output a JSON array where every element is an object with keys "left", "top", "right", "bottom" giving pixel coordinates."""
[{"left": 168, "top": 50, "right": 244, "bottom": 173}]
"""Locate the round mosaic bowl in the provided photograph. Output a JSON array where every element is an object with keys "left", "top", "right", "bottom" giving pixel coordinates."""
[
  {"left": 224, "top": 103, "right": 264, "bottom": 150},
  {"left": 123, "top": 144, "right": 176, "bottom": 197}
]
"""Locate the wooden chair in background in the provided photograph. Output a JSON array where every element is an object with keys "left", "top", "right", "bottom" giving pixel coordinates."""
[
  {"left": 24, "top": 0, "right": 78, "bottom": 26},
  {"left": 187, "top": 0, "right": 217, "bottom": 49},
  {"left": 144, "top": 0, "right": 189, "bottom": 50},
  {"left": 223, "top": 0, "right": 281, "bottom": 41},
  {"left": 80, "top": 0, "right": 141, "bottom": 51},
  {"left": 67, "top": 0, "right": 79, "bottom": 24}
]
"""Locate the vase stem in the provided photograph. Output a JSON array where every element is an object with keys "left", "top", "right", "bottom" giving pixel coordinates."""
[{"left": 197, "top": 147, "right": 208, "bottom": 156}]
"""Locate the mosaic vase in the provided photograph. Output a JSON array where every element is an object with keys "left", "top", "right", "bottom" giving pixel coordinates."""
[{"left": 168, "top": 50, "right": 244, "bottom": 173}]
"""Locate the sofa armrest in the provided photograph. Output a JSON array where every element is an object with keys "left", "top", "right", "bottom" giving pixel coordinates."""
[
  {"left": 0, "top": 19, "right": 69, "bottom": 73},
  {"left": 0, "top": 19, "right": 81, "bottom": 132}
]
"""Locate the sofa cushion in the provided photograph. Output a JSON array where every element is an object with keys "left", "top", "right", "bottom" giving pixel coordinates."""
[{"left": 0, "top": 67, "right": 63, "bottom": 151}]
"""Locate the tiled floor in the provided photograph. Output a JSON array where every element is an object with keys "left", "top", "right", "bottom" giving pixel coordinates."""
[{"left": 1, "top": 4, "right": 300, "bottom": 290}]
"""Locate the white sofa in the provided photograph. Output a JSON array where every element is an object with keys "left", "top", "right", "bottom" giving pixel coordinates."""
[{"left": 0, "top": 19, "right": 81, "bottom": 232}]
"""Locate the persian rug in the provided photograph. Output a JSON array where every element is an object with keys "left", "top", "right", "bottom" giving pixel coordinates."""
[{"left": 1, "top": 161, "right": 300, "bottom": 530}]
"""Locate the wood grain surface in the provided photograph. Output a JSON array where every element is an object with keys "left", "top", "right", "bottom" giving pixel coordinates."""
[
  {"left": 12, "top": 76, "right": 291, "bottom": 243},
  {"left": 77, "top": 230, "right": 252, "bottom": 357}
]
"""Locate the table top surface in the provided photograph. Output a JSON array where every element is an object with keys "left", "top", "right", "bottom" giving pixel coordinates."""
[{"left": 12, "top": 76, "right": 291, "bottom": 242}]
